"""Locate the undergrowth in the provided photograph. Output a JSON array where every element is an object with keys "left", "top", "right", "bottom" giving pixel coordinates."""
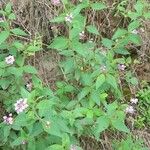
[{"left": 0, "top": 0, "right": 150, "bottom": 150}]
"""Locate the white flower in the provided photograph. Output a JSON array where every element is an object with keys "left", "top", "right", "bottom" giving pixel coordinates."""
[
  {"left": 100, "top": 65, "right": 107, "bottom": 72},
  {"left": 125, "top": 105, "right": 135, "bottom": 114},
  {"left": 118, "top": 64, "right": 126, "bottom": 71},
  {"left": 131, "top": 29, "right": 138, "bottom": 34},
  {"left": 5, "top": 55, "right": 15, "bottom": 65},
  {"left": 14, "top": 98, "right": 28, "bottom": 114},
  {"left": 79, "top": 31, "right": 85, "bottom": 39},
  {"left": 130, "top": 98, "right": 138, "bottom": 104},
  {"left": 70, "top": 145, "right": 77, "bottom": 150},
  {"left": 65, "top": 13, "right": 73, "bottom": 23},
  {"left": 26, "top": 82, "right": 32, "bottom": 91},
  {"left": 3, "top": 113, "right": 13, "bottom": 125}
]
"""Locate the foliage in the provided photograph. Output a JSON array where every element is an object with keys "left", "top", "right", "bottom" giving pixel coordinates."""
[
  {"left": 135, "top": 86, "right": 150, "bottom": 128},
  {"left": 0, "top": 0, "right": 149, "bottom": 150}
]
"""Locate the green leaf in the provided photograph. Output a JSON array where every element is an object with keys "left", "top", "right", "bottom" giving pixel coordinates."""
[
  {"left": 101, "top": 38, "right": 113, "bottom": 49},
  {"left": 5, "top": 2, "right": 12, "bottom": 14},
  {"left": 3, "top": 126, "right": 11, "bottom": 142},
  {"left": 49, "top": 37, "right": 69, "bottom": 50},
  {"left": 86, "top": 25, "right": 99, "bottom": 35},
  {"left": 8, "top": 13, "right": 16, "bottom": 20},
  {"left": 91, "top": 2, "right": 106, "bottom": 10},
  {"left": 112, "top": 120, "right": 129, "bottom": 133},
  {"left": 96, "top": 74, "right": 105, "bottom": 90},
  {"left": 134, "top": 1, "right": 144, "bottom": 15},
  {"left": 106, "top": 74, "right": 118, "bottom": 89},
  {"left": 128, "top": 20, "right": 140, "bottom": 32},
  {"left": 90, "top": 90, "right": 100, "bottom": 105},
  {"left": 0, "top": 31, "right": 10, "bottom": 45},
  {"left": 51, "top": 15, "right": 65, "bottom": 23},
  {"left": 112, "top": 28, "right": 127, "bottom": 39},
  {"left": 11, "top": 28, "right": 27, "bottom": 36},
  {"left": 27, "top": 46, "right": 41, "bottom": 52},
  {"left": 94, "top": 116, "right": 109, "bottom": 139},
  {"left": 144, "top": 12, "right": 150, "bottom": 19},
  {"left": 46, "top": 144, "right": 64, "bottom": 150},
  {"left": 12, "top": 137, "right": 25, "bottom": 146},
  {"left": 114, "top": 47, "right": 130, "bottom": 55},
  {"left": 72, "top": 41, "right": 87, "bottom": 57},
  {"left": 128, "top": 34, "right": 142, "bottom": 45},
  {"left": 111, "top": 111, "right": 129, "bottom": 133},
  {"left": 7, "top": 67, "right": 23, "bottom": 77},
  {"left": 23, "top": 65, "right": 37, "bottom": 74},
  {"left": 78, "top": 87, "right": 91, "bottom": 100},
  {"left": 36, "top": 100, "right": 54, "bottom": 117}
]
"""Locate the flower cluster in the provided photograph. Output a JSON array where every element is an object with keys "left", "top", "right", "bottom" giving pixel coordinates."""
[
  {"left": 51, "top": 0, "right": 60, "bottom": 5},
  {"left": 65, "top": 13, "right": 73, "bottom": 23},
  {"left": 3, "top": 113, "right": 13, "bottom": 125},
  {"left": 125, "top": 98, "right": 138, "bottom": 114},
  {"left": 130, "top": 98, "right": 138, "bottom": 104},
  {"left": 5, "top": 55, "right": 15, "bottom": 65},
  {"left": 14, "top": 98, "right": 28, "bottom": 114}
]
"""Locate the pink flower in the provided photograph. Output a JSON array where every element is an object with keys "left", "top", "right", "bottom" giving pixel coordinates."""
[
  {"left": 125, "top": 105, "right": 135, "bottom": 114},
  {"left": 118, "top": 64, "right": 126, "bottom": 71},
  {"left": 14, "top": 98, "right": 28, "bottom": 114},
  {"left": 65, "top": 13, "right": 73, "bottom": 23},
  {"left": 3, "top": 113, "right": 13, "bottom": 125},
  {"left": 5, "top": 55, "right": 15, "bottom": 65},
  {"left": 0, "top": 17, "right": 4, "bottom": 22},
  {"left": 130, "top": 98, "right": 138, "bottom": 104},
  {"left": 51, "top": 0, "right": 60, "bottom": 5}
]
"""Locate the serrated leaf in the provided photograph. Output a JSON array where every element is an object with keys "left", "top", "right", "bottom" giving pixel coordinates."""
[
  {"left": 78, "top": 87, "right": 90, "bottom": 100},
  {"left": 86, "top": 25, "right": 99, "bottom": 35},
  {"left": 94, "top": 116, "right": 109, "bottom": 139},
  {"left": 0, "top": 31, "right": 10, "bottom": 45},
  {"left": 27, "top": 45, "right": 41, "bottom": 52},
  {"left": 23, "top": 65, "right": 37, "bottom": 74},
  {"left": 128, "top": 34, "right": 142, "bottom": 45},
  {"left": 128, "top": 20, "right": 140, "bottom": 32},
  {"left": 8, "top": 13, "right": 16, "bottom": 20},
  {"left": 12, "top": 137, "right": 25, "bottom": 146},
  {"left": 11, "top": 28, "right": 27, "bottom": 36},
  {"left": 106, "top": 74, "right": 118, "bottom": 89},
  {"left": 91, "top": 2, "right": 106, "bottom": 10},
  {"left": 114, "top": 47, "right": 130, "bottom": 55},
  {"left": 49, "top": 37, "right": 69, "bottom": 50},
  {"left": 36, "top": 100, "right": 54, "bottom": 117},
  {"left": 96, "top": 74, "right": 105, "bottom": 90},
  {"left": 5, "top": 2, "right": 12, "bottom": 14},
  {"left": 112, "top": 28, "right": 127, "bottom": 39},
  {"left": 102, "top": 38, "right": 113, "bottom": 49},
  {"left": 112, "top": 120, "right": 129, "bottom": 133}
]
